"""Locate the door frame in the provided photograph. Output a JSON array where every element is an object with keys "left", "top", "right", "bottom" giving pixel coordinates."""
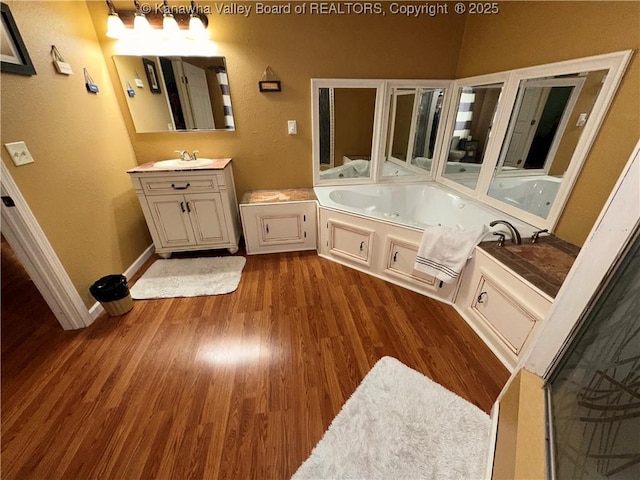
[{"left": 1, "top": 161, "right": 92, "bottom": 330}]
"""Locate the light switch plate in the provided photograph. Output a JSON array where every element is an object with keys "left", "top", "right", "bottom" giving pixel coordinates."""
[
  {"left": 4, "top": 141, "right": 35, "bottom": 166},
  {"left": 288, "top": 120, "right": 297, "bottom": 135}
]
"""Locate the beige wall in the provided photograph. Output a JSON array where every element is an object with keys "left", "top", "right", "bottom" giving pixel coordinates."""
[
  {"left": 87, "top": 1, "right": 466, "bottom": 198},
  {"left": 456, "top": 1, "right": 640, "bottom": 246},
  {"left": 334, "top": 88, "right": 377, "bottom": 166},
  {"left": 0, "top": 0, "right": 150, "bottom": 308}
]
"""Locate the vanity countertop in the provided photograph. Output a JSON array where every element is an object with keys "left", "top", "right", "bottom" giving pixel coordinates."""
[
  {"left": 240, "top": 188, "right": 317, "bottom": 205},
  {"left": 478, "top": 235, "right": 580, "bottom": 298},
  {"left": 127, "top": 158, "right": 232, "bottom": 173}
]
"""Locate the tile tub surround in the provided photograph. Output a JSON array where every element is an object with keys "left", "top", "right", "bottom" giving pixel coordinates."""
[
  {"left": 478, "top": 236, "right": 580, "bottom": 298},
  {"left": 127, "top": 158, "right": 232, "bottom": 173}
]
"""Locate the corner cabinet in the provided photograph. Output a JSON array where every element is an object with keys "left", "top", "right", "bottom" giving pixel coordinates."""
[
  {"left": 127, "top": 159, "right": 241, "bottom": 258},
  {"left": 239, "top": 189, "right": 317, "bottom": 255},
  {"left": 454, "top": 248, "right": 553, "bottom": 370}
]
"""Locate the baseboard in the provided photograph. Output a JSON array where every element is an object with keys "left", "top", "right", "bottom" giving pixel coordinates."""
[{"left": 89, "top": 244, "right": 154, "bottom": 320}]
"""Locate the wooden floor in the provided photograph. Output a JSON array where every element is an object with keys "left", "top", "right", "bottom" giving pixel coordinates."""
[{"left": 1, "top": 241, "right": 509, "bottom": 480}]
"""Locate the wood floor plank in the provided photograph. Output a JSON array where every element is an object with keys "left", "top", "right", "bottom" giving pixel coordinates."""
[{"left": 1, "top": 243, "right": 509, "bottom": 479}]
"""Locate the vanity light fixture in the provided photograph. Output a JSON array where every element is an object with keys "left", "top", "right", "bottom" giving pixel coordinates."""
[
  {"left": 161, "top": 0, "right": 179, "bottom": 35},
  {"left": 104, "top": 0, "right": 209, "bottom": 40},
  {"left": 133, "top": 0, "right": 152, "bottom": 32},
  {"left": 188, "top": 1, "right": 208, "bottom": 39},
  {"left": 105, "top": 0, "right": 126, "bottom": 39}
]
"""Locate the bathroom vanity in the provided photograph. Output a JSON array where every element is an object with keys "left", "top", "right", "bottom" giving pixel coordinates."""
[{"left": 127, "top": 158, "right": 241, "bottom": 258}]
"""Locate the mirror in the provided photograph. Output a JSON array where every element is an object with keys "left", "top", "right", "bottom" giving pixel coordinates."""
[
  {"left": 489, "top": 70, "right": 609, "bottom": 219},
  {"left": 441, "top": 83, "right": 503, "bottom": 189},
  {"left": 113, "top": 55, "right": 235, "bottom": 133},
  {"left": 314, "top": 83, "right": 381, "bottom": 182},
  {"left": 383, "top": 86, "right": 446, "bottom": 178}
]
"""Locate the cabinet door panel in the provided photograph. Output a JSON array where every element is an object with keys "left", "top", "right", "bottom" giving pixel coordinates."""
[
  {"left": 148, "top": 195, "right": 195, "bottom": 247},
  {"left": 187, "top": 193, "right": 229, "bottom": 245},
  {"left": 328, "top": 221, "right": 374, "bottom": 266},
  {"left": 385, "top": 237, "right": 436, "bottom": 286},
  {"left": 471, "top": 274, "right": 537, "bottom": 354},
  {"left": 260, "top": 215, "right": 303, "bottom": 244}
]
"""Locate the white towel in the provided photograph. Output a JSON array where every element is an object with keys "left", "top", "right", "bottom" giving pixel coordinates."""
[{"left": 414, "top": 224, "right": 489, "bottom": 283}]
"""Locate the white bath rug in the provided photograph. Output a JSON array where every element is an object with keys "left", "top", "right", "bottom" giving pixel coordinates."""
[
  {"left": 293, "top": 356, "right": 491, "bottom": 480},
  {"left": 130, "top": 256, "right": 246, "bottom": 299}
]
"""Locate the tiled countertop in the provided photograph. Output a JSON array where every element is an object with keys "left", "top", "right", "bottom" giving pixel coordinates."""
[
  {"left": 478, "top": 235, "right": 580, "bottom": 298},
  {"left": 127, "top": 158, "right": 232, "bottom": 173},
  {"left": 240, "top": 188, "right": 317, "bottom": 205}
]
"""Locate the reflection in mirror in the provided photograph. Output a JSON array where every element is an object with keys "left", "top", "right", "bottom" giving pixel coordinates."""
[
  {"left": 489, "top": 70, "right": 608, "bottom": 219},
  {"left": 318, "top": 87, "right": 377, "bottom": 180},
  {"left": 113, "top": 55, "right": 234, "bottom": 133},
  {"left": 384, "top": 87, "right": 445, "bottom": 178},
  {"left": 442, "top": 83, "right": 503, "bottom": 189}
]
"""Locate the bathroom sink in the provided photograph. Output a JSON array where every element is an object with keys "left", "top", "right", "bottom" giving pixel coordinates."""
[{"left": 154, "top": 158, "right": 214, "bottom": 169}]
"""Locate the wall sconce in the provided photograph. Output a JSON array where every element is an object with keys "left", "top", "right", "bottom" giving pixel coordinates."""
[{"left": 105, "top": 0, "right": 209, "bottom": 40}]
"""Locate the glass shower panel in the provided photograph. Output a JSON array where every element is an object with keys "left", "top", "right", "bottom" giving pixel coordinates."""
[{"left": 547, "top": 227, "right": 640, "bottom": 479}]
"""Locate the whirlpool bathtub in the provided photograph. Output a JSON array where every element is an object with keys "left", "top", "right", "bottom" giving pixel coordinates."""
[{"left": 314, "top": 182, "right": 537, "bottom": 238}]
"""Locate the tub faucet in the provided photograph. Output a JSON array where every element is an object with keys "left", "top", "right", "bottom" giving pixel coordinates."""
[{"left": 489, "top": 220, "right": 522, "bottom": 245}]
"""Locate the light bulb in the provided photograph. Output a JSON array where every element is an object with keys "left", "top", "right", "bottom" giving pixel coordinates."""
[
  {"left": 134, "top": 13, "right": 151, "bottom": 32},
  {"left": 188, "top": 15, "right": 207, "bottom": 39},
  {"left": 163, "top": 14, "right": 180, "bottom": 35},
  {"left": 106, "top": 13, "right": 126, "bottom": 39}
]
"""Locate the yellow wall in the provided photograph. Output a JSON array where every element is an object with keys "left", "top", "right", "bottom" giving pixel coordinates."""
[
  {"left": 456, "top": 1, "right": 640, "bottom": 246},
  {"left": 0, "top": 0, "right": 150, "bottom": 308},
  {"left": 87, "top": 1, "right": 466, "bottom": 197}
]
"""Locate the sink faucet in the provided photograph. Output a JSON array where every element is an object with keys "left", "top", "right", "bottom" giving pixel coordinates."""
[
  {"left": 174, "top": 150, "right": 200, "bottom": 161},
  {"left": 489, "top": 220, "right": 522, "bottom": 245},
  {"left": 175, "top": 150, "right": 192, "bottom": 161}
]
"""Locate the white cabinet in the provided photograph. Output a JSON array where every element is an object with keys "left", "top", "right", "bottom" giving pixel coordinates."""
[
  {"left": 454, "top": 248, "right": 553, "bottom": 370},
  {"left": 128, "top": 160, "right": 241, "bottom": 258},
  {"left": 318, "top": 207, "right": 459, "bottom": 301},
  {"left": 239, "top": 189, "right": 317, "bottom": 255}
]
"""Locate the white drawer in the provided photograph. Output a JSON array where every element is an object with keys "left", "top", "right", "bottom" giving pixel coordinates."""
[{"left": 140, "top": 175, "right": 221, "bottom": 195}]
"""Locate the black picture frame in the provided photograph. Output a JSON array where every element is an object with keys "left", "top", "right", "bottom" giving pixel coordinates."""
[
  {"left": 259, "top": 80, "right": 281, "bottom": 92},
  {"left": 142, "top": 57, "right": 161, "bottom": 94},
  {"left": 0, "top": 2, "right": 36, "bottom": 76}
]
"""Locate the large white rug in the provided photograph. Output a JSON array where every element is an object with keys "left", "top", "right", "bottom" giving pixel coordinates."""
[
  {"left": 293, "top": 356, "right": 491, "bottom": 479},
  {"left": 130, "top": 257, "right": 246, "bottom": 299}
]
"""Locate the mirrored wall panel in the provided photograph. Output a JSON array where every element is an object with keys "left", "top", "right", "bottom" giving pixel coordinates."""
[
  {"left": 113, "top": 55, "right": 234, "bottom": 133},
  {"left": 442, "top": 83, "right": 503, "bottom": 189},
  {"left": 489, "top": 70, "right": 609, "bottom": 219},
  {"left": 383, "top": 87, "right": 445, "bottom": 178},
  {"left": 317, "top": 87, "right": 377, "bottom": 181}
]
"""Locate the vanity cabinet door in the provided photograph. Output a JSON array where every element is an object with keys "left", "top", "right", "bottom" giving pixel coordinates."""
[
  {"left": 186, "top": 193, "right": 229, "bottom": 245},
  {"left": 384, "top": 237, "right": 436, "bottom": 286},
  {"left": 147, "top": 195, "right": 197, "bottom": 248}
]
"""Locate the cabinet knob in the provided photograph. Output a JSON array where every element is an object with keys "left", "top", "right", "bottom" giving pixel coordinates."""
[
  {"left": 266, "top": 224, "right": 269, "bottom": 234},
  {"left": 393, "top": 251, "right": 398, "bottom": 262},
  {"left": 477, "top": 291, "right": 488, "bottom": 304},
  {"left": 171, "top": 183, "right": 191, "bottom": 190},
  {"left": 185, "top": 202, "right": 191, "bottom": 213},
  {"left": 360, "top": 241, "right": 365, "bottom": 252},
  {"left": 180, "top": 201, "right": 186, "bottom": 213}
]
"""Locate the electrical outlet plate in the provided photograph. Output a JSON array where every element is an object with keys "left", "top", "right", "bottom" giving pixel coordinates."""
[{"left": 4, "top": 141, "right": 34, "bottom": 166}]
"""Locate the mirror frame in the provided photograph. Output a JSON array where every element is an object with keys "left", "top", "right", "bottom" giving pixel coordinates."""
[
  {"left": 312, "top": 79, "right": 386, "bottom": 186},
  {"left": 377, "top": 80, "right": 453, "bottom": 183},
  {"left": 436, "top": 50, "right": 633, "bottom": 230},
  {"left": 113, "top": 54, "right": 235, "bottom": 133}
]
